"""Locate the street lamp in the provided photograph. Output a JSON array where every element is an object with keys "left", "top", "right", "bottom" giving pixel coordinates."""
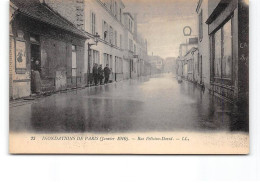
[{"left": 87, "top": 32, "right": 100, "bottom": 86}]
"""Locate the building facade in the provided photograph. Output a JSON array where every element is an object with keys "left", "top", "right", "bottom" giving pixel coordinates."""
[
  {"left": 205, "top": 0, "right": 249, "bottom": 105},
  {"left": 196, "top": 0, "right": 210, "bottom": 88},
  {"left": 10, "top": 0, "right": 151, "bottom": 100},
  {"left": 10, "top": 0, "right": 87, "bottom": 99},
  {"left": 84, "top": 0, "right": 125, "bottom": 83},
  {"left": 46, "top": 0, "right": 149, "bottom": 83},
  {"left": 148, "top": 55, "right": 164, "bottom": 75}
]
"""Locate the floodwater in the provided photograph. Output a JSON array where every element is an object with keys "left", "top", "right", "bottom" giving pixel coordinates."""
[{"left": 9, "top": 73, "right": 248, "bottom": 133}]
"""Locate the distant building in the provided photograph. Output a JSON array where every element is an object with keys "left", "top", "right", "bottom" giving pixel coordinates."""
[
  {"left": 148, "top": 55, "right": 164, "bottom": 74},
  {"left": 164, "top": 57, "right": 176, "bottom": 73},
  {"left": 182, "top": 47, "right": 199, "bottom": 82},
  {"left": 177, "top": 39, "right": 198, "bottom": 79}
]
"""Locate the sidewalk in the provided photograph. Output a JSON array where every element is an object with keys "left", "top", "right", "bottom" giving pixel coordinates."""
[{"left": 9, "top": 80, "right": 123, "bottom": 108}]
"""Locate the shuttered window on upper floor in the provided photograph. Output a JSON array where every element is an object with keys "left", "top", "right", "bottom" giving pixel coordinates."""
[{"left": 199, "top": 10, "right": 203, "bottom": 41}]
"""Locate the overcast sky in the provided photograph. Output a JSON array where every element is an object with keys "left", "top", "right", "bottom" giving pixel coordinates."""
[{"left": 124, "top": 0, "right": 198, "bottom": 59}]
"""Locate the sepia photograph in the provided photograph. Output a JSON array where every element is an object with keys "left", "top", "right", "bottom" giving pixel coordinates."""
[{"left": 9, "top": 0, "right": 249, "bottom": 154}]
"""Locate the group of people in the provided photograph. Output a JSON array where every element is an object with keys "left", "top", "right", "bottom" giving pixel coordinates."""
[{"left": 92, "top": 63, "right": 111, "bottom": 85}]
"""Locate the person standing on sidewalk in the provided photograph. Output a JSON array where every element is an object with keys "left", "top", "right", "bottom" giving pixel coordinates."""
[
  {"left": 98, "top": 64, "right": 104, "bottom": 85},
  {"left": 104, "top": 64, "right": 111, "bottom": 84},
  {"left": 92, "top": 63, "right": 98, "bottom": 86}
]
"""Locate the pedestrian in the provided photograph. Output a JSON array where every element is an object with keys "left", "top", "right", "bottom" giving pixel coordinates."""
[
  {"left": 104, "top": 64, "right": 111, "bottom": 84},
  {"left": 92, "top": 63, "right": 98, "bottom": 85},
  {"left": 31, "top": 69, "right": 42, "bottom": 94},
  {"left": 98, "top": 64, "right": 104, "bottom": 85}
]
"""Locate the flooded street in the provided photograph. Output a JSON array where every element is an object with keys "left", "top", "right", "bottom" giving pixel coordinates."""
[{"left": 10, "top": 74, "right": 247, "bottom": 133}]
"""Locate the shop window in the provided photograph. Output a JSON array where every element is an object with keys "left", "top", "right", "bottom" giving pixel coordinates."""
[
  {"left": 213, "top": 18, "right": 232, "bottom": 79},
  {"left": 222, "top": 20, "right": 232, "bottom": 78}
]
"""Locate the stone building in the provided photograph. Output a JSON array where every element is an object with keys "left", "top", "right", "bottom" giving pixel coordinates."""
[
  {"left": 196, "top": 0, "right": 210, "bottom": 89},
  {"left": 123, "top": 12, "right": 137, "bottom": 79},
  {"left": 9, "top": 0, "right": 88, "bottom": 99},
  {"left": 45, "top": 0, "right": 149, "bottom": 83},
  {"left": 84, "top": 0, "right": 126, "bottom": 83}
]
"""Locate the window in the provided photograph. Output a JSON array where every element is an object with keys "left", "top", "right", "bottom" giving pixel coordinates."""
[
  {"left": 120, "top": 8, "right": 122, "bottom": 22},
  {"left": 109, "top": 26, "right": 113, "bottom": 44},
  {"left": 103, "top": 21, "right": 108, "bottom": 41},
  {"left": 120, "top": 34, "right": 122, "bottom": 49},
  {"left": 213, "top": 18, "right": 232, "bottom": 79},
  {"left": 91, "top": 12, "right": 96, "bottom": 35},
  {"left": 134, "top": 44, "right": 136, "bottom": 54},
  {"left": 93, "top": 50, "right": 100, "bottom": 64},
  {"left": 109, "top": 0, "right": 112, "bottom": 11},
  {"left": 199, "top": 10, "right": 203, "bottom": 41},
  {"left": 72, "top": 45, "right": 77, "bottom": 77},
  {"left": 129, "top": 39, "right": 133, "bottom": 51},
  {"left": 114, "top": 30, "right": 117, "bottom": 46},
  {"left": 115, "top": 2, "right": 118, "bottom": 18}
]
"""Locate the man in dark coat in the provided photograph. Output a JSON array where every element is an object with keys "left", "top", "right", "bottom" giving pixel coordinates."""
[
  {"left": 92, "top": 63, "right": 98, "bottom": 85},
  {"left": 104, "top": 64, "right": 111, "bottom": 84},
  {"left": 98, "top": 64, "right": 104, "bottom": 85}
]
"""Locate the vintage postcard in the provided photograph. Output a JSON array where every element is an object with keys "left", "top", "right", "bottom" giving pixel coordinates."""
[{"left": 9, "top": 0, "right": 249, "bottom": 154}]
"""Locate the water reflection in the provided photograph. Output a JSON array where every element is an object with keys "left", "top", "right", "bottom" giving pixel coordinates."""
[{"left": 9, "top": 74, "right": 248, "bottom": 133}]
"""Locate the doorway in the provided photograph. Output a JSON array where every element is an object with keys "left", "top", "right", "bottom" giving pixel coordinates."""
[
  {"left": 31, "top": 44, "right": 41, "bottom": 94},
  {"left": 130, "top": 59, "right": 133, "bottom": 79},
  {"left": 200, "top": 55, "right": 203, "bottom": 84}
]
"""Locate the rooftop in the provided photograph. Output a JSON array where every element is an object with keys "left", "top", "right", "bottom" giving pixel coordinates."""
[{"left": 11, "top": 0, "right": 88, "bottom": 39}]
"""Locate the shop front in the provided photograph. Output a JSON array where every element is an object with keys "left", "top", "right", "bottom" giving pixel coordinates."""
[
  {"left": 206, "top": 0, "right": 249, "bottom": 104},
  {"left": 10, "top": 0, "right": 88, "bottom": 99}
]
